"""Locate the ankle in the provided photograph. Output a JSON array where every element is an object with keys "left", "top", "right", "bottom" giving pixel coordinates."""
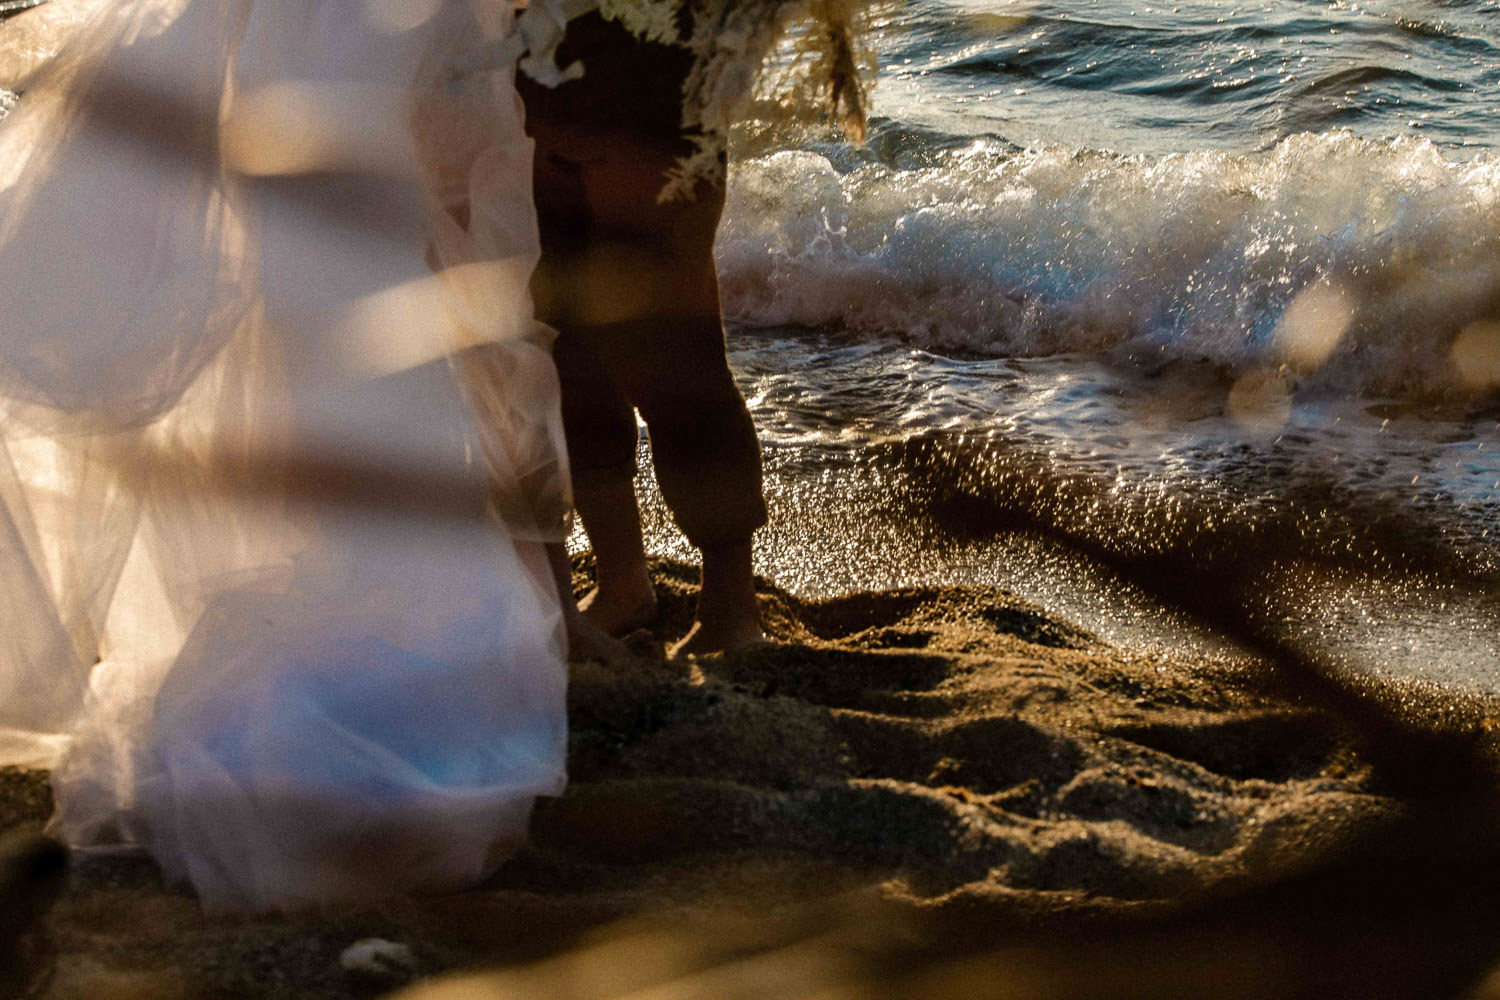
[
  {"left": 691, "top": 542, "right": 761, "bottom": 637},
  {"left": 593, "top": 564, "right": 657, "bottom": 605},
  {"left": 579, "top": 568, "right": 659, "bottom": 636},
  {"left": 696, "top": 542, "right": 756, "bottom": 607}
]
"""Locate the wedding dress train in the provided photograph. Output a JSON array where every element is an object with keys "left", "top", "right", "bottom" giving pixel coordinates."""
[{"left": 0, "top": 0, "right": 570, "bottom": 910}]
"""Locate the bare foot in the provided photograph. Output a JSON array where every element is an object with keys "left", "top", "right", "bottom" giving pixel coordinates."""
[
  {"left": 547, "top": 542, "right": 652, "bottom": 672},
  {"left": 578, "top": 576, "right": 659, "bottom": 636},
  {"left": 669, "top": 541, "right": 764, "bottom": 658},
  {"left": 570, "top": 478, "right": 659, "bottom": 635},
  {"left": 669, "top": 613, "right": 766, "bottom": 658},
  {"left": 566, "top": 607, "right": 654, "bottom": 672}
]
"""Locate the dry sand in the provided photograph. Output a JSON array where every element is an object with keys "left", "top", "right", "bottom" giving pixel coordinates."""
[{"left": 3, "top": 557, "right": 1497, "bottom": 999}]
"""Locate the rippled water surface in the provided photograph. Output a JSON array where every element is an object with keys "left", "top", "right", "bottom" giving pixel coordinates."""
[
  {"left": 663, "top": 329, "right": 1500, "bottom": 690},
  {"left": 689, "top": 1, "right": 1500, "bottom": 691},
  {"left": 869, "top": 0, "right": 1500, "bottom": 154}
]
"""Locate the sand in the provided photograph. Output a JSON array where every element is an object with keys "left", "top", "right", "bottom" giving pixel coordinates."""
[{"left": 3, "top": 556, "right": 1498, "bottom": 999}]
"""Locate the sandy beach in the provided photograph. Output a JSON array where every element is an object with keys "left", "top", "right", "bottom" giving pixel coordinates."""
[{"left": 4, "top": 555, "right": 1497, "bottom": 999}]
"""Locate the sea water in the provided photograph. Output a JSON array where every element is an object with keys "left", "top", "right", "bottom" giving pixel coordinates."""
[{"left": 695, "top": 0, "right": 1500, "bottom": 690}]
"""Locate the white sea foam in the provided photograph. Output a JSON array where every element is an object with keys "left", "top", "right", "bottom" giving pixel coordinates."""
[{"left": 718, "top": 130, "right": 1500, "bottom": 399}]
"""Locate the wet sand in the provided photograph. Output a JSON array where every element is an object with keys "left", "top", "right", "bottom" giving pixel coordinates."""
[{"left": 3, "top": 557, "right": 1499, "bottom": 999}]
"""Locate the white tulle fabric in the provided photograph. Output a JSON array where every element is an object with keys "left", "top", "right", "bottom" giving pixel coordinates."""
[{"left": 0, "top": 0, "right": 570, "bottom": 910}]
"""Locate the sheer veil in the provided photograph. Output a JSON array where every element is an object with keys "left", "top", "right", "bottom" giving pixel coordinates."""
[{"left": 0, "top": 0, "right": 570, "bottom": 910}]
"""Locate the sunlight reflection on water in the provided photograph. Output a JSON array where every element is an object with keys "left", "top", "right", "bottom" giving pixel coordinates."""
[{"left": 593, "top": 326, "right": 1500, "bottom": 691}]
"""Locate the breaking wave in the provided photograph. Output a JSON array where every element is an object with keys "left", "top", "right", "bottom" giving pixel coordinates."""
[{"left": 719, "top": 127, "right": 1500, "bottom": 400}]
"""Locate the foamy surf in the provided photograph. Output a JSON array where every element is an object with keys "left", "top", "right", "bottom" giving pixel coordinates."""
[{"left": 719, "top": 127, "right": 1500, "bottom": 400}]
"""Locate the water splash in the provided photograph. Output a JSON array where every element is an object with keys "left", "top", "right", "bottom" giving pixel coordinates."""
[{"left": 719, "top": 129, "right": 1500, "bottom": 400}]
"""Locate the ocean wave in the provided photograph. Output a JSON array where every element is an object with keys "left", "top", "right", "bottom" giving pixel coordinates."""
[{"left": 718, "top": 128, "right": 1500, "bottom": 399}]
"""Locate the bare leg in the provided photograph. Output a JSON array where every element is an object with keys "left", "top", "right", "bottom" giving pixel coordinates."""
[
  {"left": 670, "top": 540, "right": 764, "bottom": 657},
  {"left": 547, "top": 543, "right": 645, "bottom": 669},
  {"left": 573, "top": 477, "right": 659, "bottom": 634},
  {"left": 522, "top": 16, "right": 765, "bottom": 657}
]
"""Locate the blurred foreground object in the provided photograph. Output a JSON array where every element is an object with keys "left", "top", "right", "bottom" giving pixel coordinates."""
[{"left": 0, "top": 0, "right": 568, "bottom": 910}]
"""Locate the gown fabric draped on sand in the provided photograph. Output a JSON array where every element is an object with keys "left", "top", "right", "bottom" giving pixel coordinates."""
[{"left": 0, "top": 0, "right": 572, "bottom": 910}]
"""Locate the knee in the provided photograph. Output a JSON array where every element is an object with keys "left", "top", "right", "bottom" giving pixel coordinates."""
[
  {"left": 562, "top": 402, "right": 639, "bottom": 480},
  {"left": 634, "top": 366, "right": 746, "bottom": 434},
  {"left": 554, "top": 339, "right": 639, "bottom": 475},
  {"left": 637, "top": 389, "right": 758, "bottom": 483}
]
